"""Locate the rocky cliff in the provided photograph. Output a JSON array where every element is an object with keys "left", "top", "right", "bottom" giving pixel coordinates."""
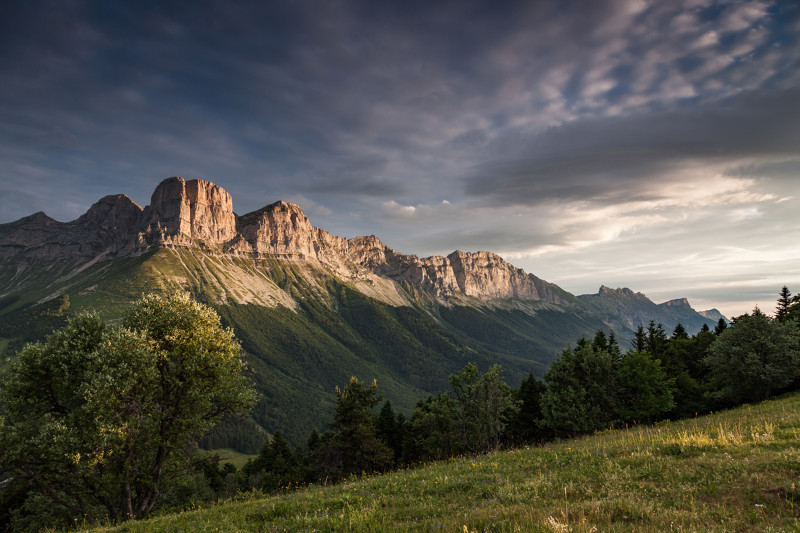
[
  {"left": 0, "top": 195, "right": 142, "bottom": 261},
  {"left": 0, "top": 177, "right": 568, "bottom": 305}
]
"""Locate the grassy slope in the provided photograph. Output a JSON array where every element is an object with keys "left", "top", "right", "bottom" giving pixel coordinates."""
[{"left": 91, "top": 393, "right": 800, "bottom": 532}]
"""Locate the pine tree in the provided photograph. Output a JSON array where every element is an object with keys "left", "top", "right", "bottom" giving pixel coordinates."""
[
  {"left": 608, "top": 331, "right": 621, "bottom": 358},
  {"left": 632, "top": 325, "right": 647, "bottom": 352},
  {"left": 331, "top": 377, "right": 393, "bottom": 476},
  {"left": 508, "top": 373, "right": 548, "bottom": 444},
  {"left": 714, "top": 318, "right": 727, "bottom": 335},
  {"left": 777, "top": 286, "right": 792, "bottom": 322},
  {"left": 375, "top": 400, "right": 401, "bottom": 464},
  {"left": 646, "top": 321, "right": 668, "bottom": 356},
  {"left": 592, "top": 330, "right": 608, "bottom": 353},
  {"left": 672, "top": 323, "right": 689, "bottom": 340}
]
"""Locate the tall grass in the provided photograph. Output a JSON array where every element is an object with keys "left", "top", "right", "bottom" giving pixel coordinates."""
[{"left": 86, "top": 392, "right": 800, "bottom": 532}]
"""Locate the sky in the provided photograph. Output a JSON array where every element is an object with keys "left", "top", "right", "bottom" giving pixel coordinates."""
[{"left": 1, "top": 0, "right": 799, "bottom": 319}]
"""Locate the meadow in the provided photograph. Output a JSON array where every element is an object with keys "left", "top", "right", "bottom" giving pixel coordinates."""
[{"left": 85, "top": 392, "right": 800, "bottom": 532}]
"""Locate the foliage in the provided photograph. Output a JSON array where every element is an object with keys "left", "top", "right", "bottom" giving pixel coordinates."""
[
  {"left": 405, "top": 363, "right": 519, "bottom": 460},
  {"left": 705, "top": 308, "right": 800, "bottom": 404},
  {"left": 0, "top": 292, "right": 255, "bottom": 527},
  {"left": 506, "top": 372, "right": 548, "bottom": 444},
  {"left": 449, "top": 363, "right": 519, "bottom": 453},
  {"left": 405, "top": 393, "right": 458, "bottom": 461},
  {"left": 540, "top": 341, "right": 618, "bottom": 436},
  {"left": 615, "top": 350, "right": 675, "bottom": 422},
  {"left": 776, "top": 285, "right": 792, "bottom": 321},
  {"left": 375, "top": 400, "right": 404, "bottom": 464},
  {"left": 330, "top": 377, "right": 394, "bottom": 477}
]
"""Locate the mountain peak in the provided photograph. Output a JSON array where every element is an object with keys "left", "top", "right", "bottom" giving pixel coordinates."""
[
  {"left": 660, "top": 298, "right": 691, "bottom": 309},
  {"left": 597, "top": 285, "right": 642, "bottom": 299},
  {"left": 141, "top": 176, "right": 237, "bottom": 246}
]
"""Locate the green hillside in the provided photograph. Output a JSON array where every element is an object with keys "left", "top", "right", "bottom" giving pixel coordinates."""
[
  {"left": 89, "top": 392, "right": 800, "bottom": 532},
  {"left": 0, "top": 247, "right": 609, "bottom": 445}
]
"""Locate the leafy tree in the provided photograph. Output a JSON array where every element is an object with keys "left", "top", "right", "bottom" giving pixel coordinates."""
[
  {"left": 789, "top": 294, "right": 800, "bottom": 323},
  {"left": 330, "top": 377, "right": 393, "bottom": 476},
  {"left": 0, "top": 292, "right": 256, "bottom": 525},
  {"left": 405, "top": 393, "right": 457, "bottom": 461},
  {"left": 449, "top": 363, "right": 519, "bottom": 453},
  {"left": 704, "top": 308, "right": 800, "bottom": 404},
  {"left": 615, "top": 350, "right": 675, "bottom": 422},
  {"left": 776, "top": 286, "right": 792, "bottom": 322},
  {"left": 540, "top": 342, "right": 617, "bottom": 437}
]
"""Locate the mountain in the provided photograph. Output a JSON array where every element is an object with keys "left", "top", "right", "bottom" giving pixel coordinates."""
[
  {"left": 0, "top": 177, "right": 721, "bottom": 446},
  {"left": 698, "top": 308, "right": 726, "bottom": 322},
  {"left": 578, "top": 286, "right": 725, "bottom": 336}
]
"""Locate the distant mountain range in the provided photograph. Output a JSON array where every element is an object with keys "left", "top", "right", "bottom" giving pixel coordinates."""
[{"left": 0, "top": 177, "right": 724, "bottom": 445}]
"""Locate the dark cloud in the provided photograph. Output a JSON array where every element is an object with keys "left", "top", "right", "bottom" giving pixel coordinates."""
[{"left": 464, "top": 88, "right": 800, "bottom": 206}]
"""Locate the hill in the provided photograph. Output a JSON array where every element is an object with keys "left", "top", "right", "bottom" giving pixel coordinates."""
[
  {"left": 0, "top": 177, "right": 722, "bottom": 445},
  {"left": 89, "top": 392, "right": 800, "bottom": 532}
]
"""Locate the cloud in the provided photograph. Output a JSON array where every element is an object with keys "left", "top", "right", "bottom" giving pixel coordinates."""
[{"left": 463, "top": 88, "right": 800, "bottom": 208}]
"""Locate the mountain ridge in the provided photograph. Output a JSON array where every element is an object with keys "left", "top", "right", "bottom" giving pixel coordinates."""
[
  {"left": 0, "top": 177, "right": 724, "bottom": 445},
  {"left": 0, "top": 177, "right": 571, "bottom": 307}
]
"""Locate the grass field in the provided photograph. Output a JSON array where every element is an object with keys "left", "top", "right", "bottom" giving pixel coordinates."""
[
  {"left": 207, "top": 449, "right": 259, "bottom": 470},
  {"left": 87, "top": 392, "right": 800, "bottom": 532}
]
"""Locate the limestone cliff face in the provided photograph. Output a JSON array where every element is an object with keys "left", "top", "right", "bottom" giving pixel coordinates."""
[
  {"left": 343, "top": 240, "right": 565, "bottom": 304},
  {"left": 659, "top": 298, "right": 691, "bottom": 309},
  {"left": 240, "top": 201, "right": 326, "bottom": 259},
  {"left": 138, "top": 177, "right": 237, "bottom": 247},
  {"left": 0, "top": 176, "right": 568, "bottom": 306}
]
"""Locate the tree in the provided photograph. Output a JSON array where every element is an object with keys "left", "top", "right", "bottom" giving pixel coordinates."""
[
  {"left": 615, "top": 350, "right": 675, "bottom": 422},
  {"left": 540, "top": 342, "right": 617, "bottom": 437},
  {"left": 0, "top": 292, "right": 256, "bottom": 525},
  {"left": 646, "top": 321, "right": 668, "bottom": 357},
  {"left": 405, "top": 393, "right": 457, "bottom": 461},
  {"left": 671, "top": 323, "right": 689, "bottom": 340},
  {"left": 245, "top": 430, "right": 297, "bottom": 492},
  {"left": 330, "top": 377, "right": 393, "bottom": 476},
  {"left": 632, "top": 325, "right": 647, "bottom": 352},
  {"left": 449, "top": 363, "right": 519, "bottom": 453},
  {"left": 704, "top": 309, "right": 800, "bottom": 404},
  {"left": 714, "top": 318, "right": 727, "bottom": 335},
  {"left": 789, "top": 294, "right": 800, "bottom": 323},
  {"left": 375, "top": 400, "right": 403, "bottom": 464},
  {"left": 776, "top": 286, "right": 792, "bottom": 322},
  {"left": 507, "top": 373, "right": 548, "bottom": 444}
]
